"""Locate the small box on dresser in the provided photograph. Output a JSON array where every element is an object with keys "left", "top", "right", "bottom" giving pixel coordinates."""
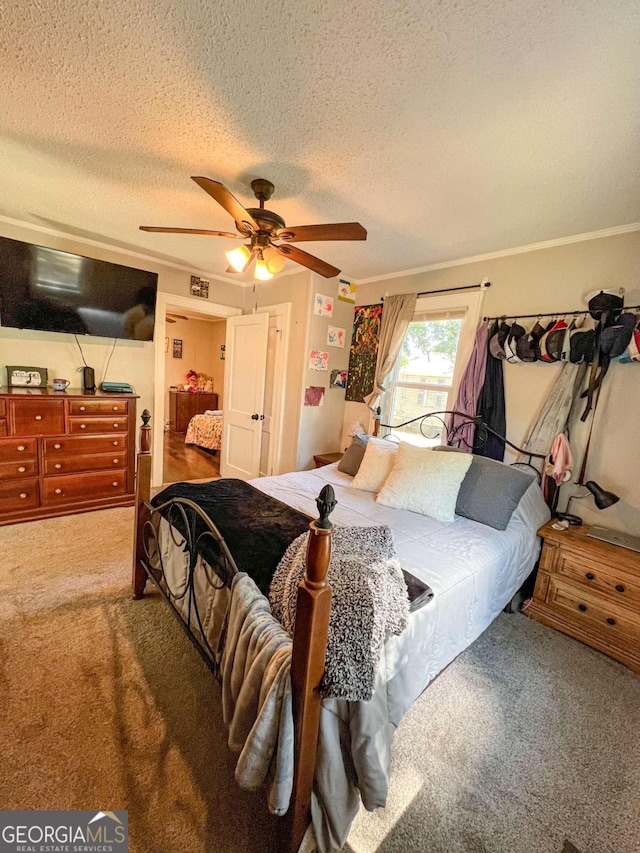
[
  {"left": 0, "top": 387, "right": 138, "bottom": 525},
  {"left": 528, "top": 521, "right": 640, "bottom": 675}
]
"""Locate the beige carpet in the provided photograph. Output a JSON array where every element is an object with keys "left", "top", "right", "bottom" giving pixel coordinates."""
[
  {"left": 0, "top": 508, "right": 281, "bottom": 853},
  {"left": 2, "top": 509, "right": 639, "bottom": 853}
]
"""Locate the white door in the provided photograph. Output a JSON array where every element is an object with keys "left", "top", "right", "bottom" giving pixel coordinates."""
[
  {"left": 257, "top": 303, "right": 291, "bottom": 477},
  {"left": 220, "top": 313, "right": 269, "bottom": 480}
]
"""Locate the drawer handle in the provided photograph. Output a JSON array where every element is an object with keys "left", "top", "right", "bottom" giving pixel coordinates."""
[
  {"left": 35, "top": 415, "right": 42, "bottom": 421},
  {"left": 585, "top": 572, "right": 595, "bottom": 580},
  {"left": 19, "top": 492, "right": 27, "bottom": 499},
  {"left": 17, "top": 445, "right": 25, "bottom": 451},
  {"left": 55, "top": 463, "right": 62, "bottom": 470},
  {"left": 606, "top": 617, "right": 616, "bottom": 626},
  {"left": 55, "top": 488, "right": 62, "bottom": 495},
  {"left": 80, "top": 424, "right": 86, "bottom": 429},
  {"left": 113, "top": 406, "right": 119, "bottom": 411},
  {"left": 113, "top": 423, "right": 119, "bottom": 428},
  {"left": 578, "top": 603, "right": 587, "bottom": 612},
  {"left": 54, "top": 443, "right": 61, "bottom": 450},
  {"left": 113, "top": 441, "right": 119, "bottom": 446},
  {"left": 112, "top": 481, "right": 118, "bottom": 487},
  {"left": 18, "top": 466, "right": 25, "bottom": 473},
  {"left": 80, "top": 406, "right": 86, "bottom": 411},
  {"left": 615, "top": 584, "right": 625, "bottom": 593},
  {"left": 113, "top": 458, "right": 119, "bottom": 464}
]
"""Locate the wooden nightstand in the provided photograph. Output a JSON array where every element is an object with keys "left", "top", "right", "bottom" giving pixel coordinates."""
[
  {"left": 528, "top": 521, "right": 640, "bottom": 674},
  {"left": 313, "top": 452, "right": 344, "bottom": 469}
]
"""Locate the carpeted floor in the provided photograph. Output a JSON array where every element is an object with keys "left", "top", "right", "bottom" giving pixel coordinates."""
[{"left": 0, "top": 508, "right": 638, "bottom": 853}]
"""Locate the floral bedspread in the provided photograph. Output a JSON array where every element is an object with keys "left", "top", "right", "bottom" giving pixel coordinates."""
[{"left": 184, "top": 413, "right": 223, "bottom": 451}]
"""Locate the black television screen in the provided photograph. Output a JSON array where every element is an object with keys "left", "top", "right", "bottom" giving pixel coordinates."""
[{"left": 0, "top": 236, "right": 158, "bottom": 341}]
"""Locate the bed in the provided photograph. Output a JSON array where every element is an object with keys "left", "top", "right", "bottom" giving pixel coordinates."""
[
  {"left": 184, "top": 409, "right": 223, "bottom": 451},
  {"left": 131, "top": 410, "right": 550, "bottom": 853}
]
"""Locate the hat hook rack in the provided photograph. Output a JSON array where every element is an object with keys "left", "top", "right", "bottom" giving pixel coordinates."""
[{"left": 484, "top": 302, "right": 640, "bottom": 323}]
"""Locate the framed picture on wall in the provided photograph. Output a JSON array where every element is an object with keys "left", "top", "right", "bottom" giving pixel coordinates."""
[{"left": 172, "top": 339, "right": 183, "bottom": 359}]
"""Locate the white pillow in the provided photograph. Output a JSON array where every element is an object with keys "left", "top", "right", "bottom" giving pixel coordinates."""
[
  {"left": 376, "top": 443, "right": 473, "bottom": 522},
  {"left": 350, "top": 440, "right": 399, "bottom": 493}
]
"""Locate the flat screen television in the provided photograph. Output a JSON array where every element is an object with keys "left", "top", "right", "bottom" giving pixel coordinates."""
[{"left": 0, "top": 236, "right": 158, "bottom": 341}]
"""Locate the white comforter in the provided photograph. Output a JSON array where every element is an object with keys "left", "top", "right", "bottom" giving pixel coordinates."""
[{"left": 252, "top": 463, "right": 550, "bottom": 851}]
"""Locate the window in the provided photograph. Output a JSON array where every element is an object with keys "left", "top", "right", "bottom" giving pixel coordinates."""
[{"left": 380, "top": 290, "right": 484, "bottom": 446}]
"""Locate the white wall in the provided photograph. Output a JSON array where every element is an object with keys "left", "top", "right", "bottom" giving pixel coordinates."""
[
  {"left": 295, "top": 277, "right": 355, "bottom": 470},
  {"left": 352, "top": 230, "right": 640, "bottom": 534},
  {"left": 0, "top": 219, "right": 244, "bottom": 440}
]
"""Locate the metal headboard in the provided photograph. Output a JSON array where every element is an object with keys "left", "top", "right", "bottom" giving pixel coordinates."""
[{"left": 376, "top": 409, "right": 545, "bottom": 480}]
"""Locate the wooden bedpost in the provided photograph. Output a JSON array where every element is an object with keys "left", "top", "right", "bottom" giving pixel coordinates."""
[
  {"left": 132, "top": 409, "right": 152, "bottom": 599},
  {"left": 286, "top": 485, "right": 335, "bottom": 853}
]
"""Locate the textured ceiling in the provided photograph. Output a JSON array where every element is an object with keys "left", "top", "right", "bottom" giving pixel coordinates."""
[{"left": 0, "top": 0, "right": 639, "bottom": 283}]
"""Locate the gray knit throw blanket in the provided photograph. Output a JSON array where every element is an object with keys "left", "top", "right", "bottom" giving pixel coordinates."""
[{"left": 269, "top": 526, "right": 409, "bottom": 702}]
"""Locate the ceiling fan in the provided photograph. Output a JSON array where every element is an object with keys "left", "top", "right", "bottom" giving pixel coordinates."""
[
  {"left": 140, "top": 177, "right": 367, "bottom": 279},
  {"left": 166, "top": 312, "right": 188, "bottom": 324}
]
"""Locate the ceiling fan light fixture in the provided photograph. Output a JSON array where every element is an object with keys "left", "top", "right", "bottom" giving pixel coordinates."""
[
  {"left": 263, "top": 246, "right": 286, "bottom": 274},
  {"left": 225, "top": 244, "right": 251, "bottom": 272},
  {"left": 254, "top": 253, "right": 274, "bottom": 281}
]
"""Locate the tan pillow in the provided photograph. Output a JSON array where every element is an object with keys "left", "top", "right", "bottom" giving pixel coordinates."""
[
  {"left": 376, "top": 443, "right": 473, "bottom": 522},
  {"left": 350, "top": 440, "right": 399, "bottom": 493}
]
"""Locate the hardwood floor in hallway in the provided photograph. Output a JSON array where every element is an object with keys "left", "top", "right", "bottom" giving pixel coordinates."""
[{"left": 162, "top": 428, "right": 221, "bottom": 484}]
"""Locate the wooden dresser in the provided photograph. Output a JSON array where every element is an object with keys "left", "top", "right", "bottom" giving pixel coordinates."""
[
  {"left": 0, "top": 387, "right": 137, "bottom": 525},
  {"left": 528, "top": 521, "right": 640, "bottom": 674},
  {"left": 169, "top": 390, "right": 219, "bottom": 432}
]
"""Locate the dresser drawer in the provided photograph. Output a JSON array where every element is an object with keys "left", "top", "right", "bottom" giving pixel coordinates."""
[
  {"left": 68, "top": 399, "right": 129, "bottom": 416},
  {"left": 0, "top": 459, "right": 38, "bottom": 480},
  {"left": 0, "top": 478, "right": 40, "bottom": 512},
  {"left": 547, "top": 577, "right": 640, "bottom": 648},
  {"left": 68, "top": 417, "right": 129, "bottom": 435},
  {"left": 11, "top": 400, "right": 65, "bottom": 435},
  {"left": 0, "top": 438, "right": 37, "bottom": 462},
  {"left": 43, "top": 452, "right": 127, "bottom": 476},
  {"left": 557, "top": 550, "right": 640, "bottom": 610},
  {"left": 43, "top": 434, "right": 128, "bottom": 455},
  {"left": 42, "top": 470, "right": 128, "bottom": 505},
  {"left": 0, "top": 421, "right": 7, "bottom": 437}
]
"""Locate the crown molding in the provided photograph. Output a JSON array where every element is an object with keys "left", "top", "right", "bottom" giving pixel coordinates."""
[
  {"left": 358, "top": 222, "right": 640, "bottom": 284},
  {"left": 0, "top": 214, "right": 240, "bottom": 284}
]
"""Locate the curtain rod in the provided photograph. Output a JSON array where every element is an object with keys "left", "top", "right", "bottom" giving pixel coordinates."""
[
  {"left": 483, "top": 304, "right": 640, "bottom": 323},
  {"left": 381, "top": 281, "right": 491, "bottom": 301}
]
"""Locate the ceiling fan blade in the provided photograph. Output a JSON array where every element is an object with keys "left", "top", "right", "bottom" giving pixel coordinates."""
[
  {"left": 191, "top": 177, "right": 259, "bottom": 234},
  {"left": 167, "top": 313, "right": 188, "bottom": 320},
  {"left": 275, "top": 244, "right": 340, "bottom": 278},
  {"left": 276, "top": 222, "right": 367, "bottom": 243},
  {"left": 166, "top": 317, "right": 176, "bottom": 323},
  {"left": 140, "top": 226, "right": 241, "bottom": 238}
]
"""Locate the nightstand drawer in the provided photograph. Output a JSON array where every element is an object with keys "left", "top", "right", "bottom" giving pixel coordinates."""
[
  {"left": 548, "top": 578, "right": 640, "bottom": 648},
  {"left": 556, "top": 551, "right": 640, "bottom": 610}
]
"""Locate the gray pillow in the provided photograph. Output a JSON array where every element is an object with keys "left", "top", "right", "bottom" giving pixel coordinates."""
[
  {"left": 337, "top": 434, "right": 371, "bottom": 476},
  {"left": 434, "top": 445, "right": 535, "bottom": 529}
]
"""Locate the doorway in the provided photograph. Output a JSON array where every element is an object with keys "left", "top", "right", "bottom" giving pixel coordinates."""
[{"left": 153, "top": 293, "right": 241, "bottom": 487}]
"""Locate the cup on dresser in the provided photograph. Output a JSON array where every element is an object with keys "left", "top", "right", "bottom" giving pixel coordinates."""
[{"left": 52, "top": 378, "right": 70, "bottom": 391}]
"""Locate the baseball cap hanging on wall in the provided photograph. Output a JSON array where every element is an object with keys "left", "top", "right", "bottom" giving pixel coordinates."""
[{"left": 580, "top": 290, "right": 625, "bottom": 421}]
